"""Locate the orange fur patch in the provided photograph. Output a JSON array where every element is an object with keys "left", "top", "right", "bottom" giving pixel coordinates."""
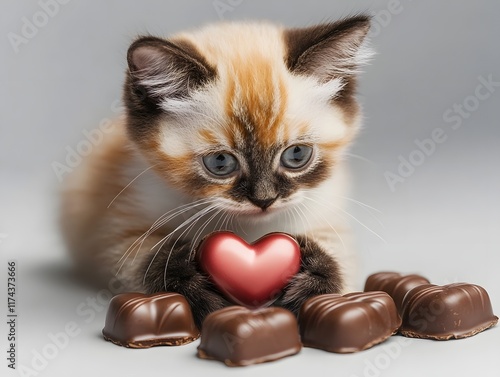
[
  {"left": 225, "top": 54, "right": 287, "bottom": 146},
  {"left": 198, "top": 184, "right": 232, "bottom": 197},
  {"left": 318, "top": 139, "right": 350, "bottom": 151},
  {"left": 155, "top": 153, "right": 194, "bottom": 183},
  {"left": 198, "top": 129, "right": 218, "bottom": 144}
]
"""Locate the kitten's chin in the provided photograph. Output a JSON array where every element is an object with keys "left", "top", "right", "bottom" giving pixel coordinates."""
[
  {"left": 232, "top": 207, "right": 276, "bottom": 218},
  {"left": 217, "top": 197, "right": 303, "bottom": 222},
  {"left": 232, "top": 204, "right": 290, "bottom": 222}
]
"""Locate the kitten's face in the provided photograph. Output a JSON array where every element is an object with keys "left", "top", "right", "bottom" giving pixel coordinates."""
[{"left": 124, "top": 18, "right": 371, "bottom": 216}]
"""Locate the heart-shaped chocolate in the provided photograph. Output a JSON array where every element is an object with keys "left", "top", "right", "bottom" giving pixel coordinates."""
[{"left": 198, "top": 231, "right": 301, "bottom": 308}]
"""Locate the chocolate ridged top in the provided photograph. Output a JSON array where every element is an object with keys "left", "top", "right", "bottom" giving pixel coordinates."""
[
  {"left": 364, "top": 272, "right": 430, "bottom": 313},
  {"left": 400, "top": 283, "right": 498, "bottom": 339},
  {"left": 102, "top": 292, "right": 199, "bottom": 347},
  {"left": 299, "top": 292, "right": 402, "bottom": 353},
  {"left": 197, "top": 306, "right": 301, "bottom": 366}
]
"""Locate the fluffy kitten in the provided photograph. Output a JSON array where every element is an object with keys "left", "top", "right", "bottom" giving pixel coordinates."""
[{"left": 61, "top": 16, "right": 372, "bottom": 328}]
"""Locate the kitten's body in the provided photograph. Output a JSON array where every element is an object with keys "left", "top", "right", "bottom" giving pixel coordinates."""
[{"left": 61, "top": 18, "right": 371, "bottom": 327}]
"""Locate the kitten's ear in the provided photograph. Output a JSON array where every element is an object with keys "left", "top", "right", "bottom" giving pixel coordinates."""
[
  {"left": 284, "top": 15, "right": 372, "bottom": 82},
  {"left": 127, "top": 36, "right": 215, "bottom": 105}
]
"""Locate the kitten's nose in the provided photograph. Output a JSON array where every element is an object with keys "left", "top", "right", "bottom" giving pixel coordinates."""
[{"left": 249, "top": 197, "right": 277, "bottom": 211}]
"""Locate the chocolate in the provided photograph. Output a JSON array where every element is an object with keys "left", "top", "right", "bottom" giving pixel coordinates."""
[
  {"left": 102, "top": 292, "right": 199, "bottom": 348},
  {"left": 197, "top": 306, "right": 301, "bottom": 366},
  {"left": 299, "top": 292, "right": 401, "bottom": 353},
  {"left": 364, "top": 272, "right": 430, "bottom": 312},
  {"left": 400, "top": 283, "right": 498, "bottom": 340}
]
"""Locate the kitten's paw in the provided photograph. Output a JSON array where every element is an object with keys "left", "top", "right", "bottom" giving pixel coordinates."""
[
  {"left": 275, "top": 235, "right": 343, "bottom": 314},
  {"left": 141, "top": 240, "right": 230, "bottom": 328},
  {"left": 177, "top": 272, "right": 231, "bottom": 329}
]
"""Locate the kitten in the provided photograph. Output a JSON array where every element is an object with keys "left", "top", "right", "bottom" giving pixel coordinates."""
[{"left": 60, "top": 16, "right": 372, "bottom": 328}]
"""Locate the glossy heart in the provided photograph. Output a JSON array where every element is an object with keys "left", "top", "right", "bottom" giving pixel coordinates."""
[{"left": 198, "top": 231, "right": 301, "bottom": 308}]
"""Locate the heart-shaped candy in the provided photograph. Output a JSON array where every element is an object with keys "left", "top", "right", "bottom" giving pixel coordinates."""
[{"left": 198, "top": 232, "right": 301, "bottom": 308}]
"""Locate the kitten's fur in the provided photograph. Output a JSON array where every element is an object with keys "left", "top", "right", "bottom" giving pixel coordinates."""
[{"left": 61, "top": 16, "right": 372, "bottom": 328}]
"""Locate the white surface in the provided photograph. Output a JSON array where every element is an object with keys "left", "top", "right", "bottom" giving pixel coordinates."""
[
  {"left": 2, "top": 1, "right": 500, "bottom": 376},
  {"left": 2, "top": 164, "right": 499, "bottom": 377}
]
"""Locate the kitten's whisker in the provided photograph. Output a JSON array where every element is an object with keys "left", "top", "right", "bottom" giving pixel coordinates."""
[
  {"left": 190, "top": 206, "right": 225, "bottom": 255},
  {"left": 295, "top": 203, "right": 311, "bottom": 245},
  {"left": 335, "top": 206, "right": 386, "bottom": 242},
  {"left": 107, "top": 164, "right": 158, "bottom": 208},
  {"left": 291, "top": 206, "right": 307, "bottom": 244},
  {"left": 332, "top": 194, "right": 385, "bottom": 229},
  {"left": 225, "top": 204, "right": 238, "bottom": 228},
  {"left": 235, "top": 214, "right": 247, "bottom": 236},
  {"left": 116, "top": 198, "right": 214, "bottom": 270},
  {"left": 222, "top": 205, "right": 248, "bottom": 236},
  {"left": 289, "top": 204, "right": 299, "bottom": 230},
  {"left": 131, "top": 198, "right": 216, "bottom": 258},
  {"left": 217, "top": 211, "right": 228, "bottom": 234},
  {"left": 227, "top": 212, "right": 235, "bottom": 231},
  {"left": 210, "top": 207, "right": 226, "bottom": 231},
  {"left": 122, "top": 199, "right": 212, "bottom": 260},
  {"left": 152, "top": 204, "right": 219, "bottom": 252},
  {"left": 145, "top": 207, "right": 212, "bottom": 285},
  {"left": 120, "top": 197, "right": 209, "bottom": 274},
  {"left": 130, "top": 202, "right": 209, "bottom": 267},
  {"left": 229, "top": 212, "right": 236, "bottom": 233},
  {"left": 221, "top": 210, "right": 232, "bottom": 232},
  {"left": 344, "top": 152, "right": 377, "bottom": 165},
  {"left": 209, "top": 204, "right": 234, "bottom": 234},
  {"left": 187, "top": 202, "right": 236, "bottom": 261},
  {"left": 305, "top": 195, "right": 386, "bottom": 243},
  {"left": 284, "top": 207, "right": 292, "bottom": 233},
  {"left": 300, "top": 199, "right": 346, "bottom": 253},
  {"left": 167, "top": 205, "right": 214, "bottom": 256},
  {"left": 143, "top": 204, "right": 218, "bottom": 284},
  {"left": 335, "top": 195, "right": 382, "bottom": 214},
  {"left": 163, "top": 205, "right": 219, "bottom": 288},
  {"left": 298, "top": 202, "right": 314, "bottom": 233},
  {"left": 117, "top": 198, "right": 211, "bottom": 265}
]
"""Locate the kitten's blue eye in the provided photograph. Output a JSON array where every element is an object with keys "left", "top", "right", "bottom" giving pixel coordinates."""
[
  {"left": 280, "top": 145, "right": 313, "bottom": 170},
  {"left": 202, "top": 153, "right": 239, "bottom": 177}
]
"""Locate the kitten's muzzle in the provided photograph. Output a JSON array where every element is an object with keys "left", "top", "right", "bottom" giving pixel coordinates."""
[{"left": 248, "top": 196, "right": 277, "bottom": 211}]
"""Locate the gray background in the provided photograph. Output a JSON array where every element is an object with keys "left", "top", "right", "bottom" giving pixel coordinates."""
[{"left": 1, "top": 0, "right": 499, "bottom": 376}]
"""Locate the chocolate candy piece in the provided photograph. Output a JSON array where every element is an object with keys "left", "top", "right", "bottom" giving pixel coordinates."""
[
  {"left": 364, "top": 272, "right": 430, "bottom": 312},
  {"left": 299, "top": 292, "right": 401, "bottom": 353},
  {"left": 102, "top": 292, "right": 199, "bottom": 348},
  {"left": 197, "top": 306, "right": 301, "bottom": 366},
  {"left": 400, "top": 283, "right": 498, "bottom": 340}
]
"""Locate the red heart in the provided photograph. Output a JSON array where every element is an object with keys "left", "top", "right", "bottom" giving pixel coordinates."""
[{"left": 198, "top": 232, "right": 301, "bottom": 308}]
